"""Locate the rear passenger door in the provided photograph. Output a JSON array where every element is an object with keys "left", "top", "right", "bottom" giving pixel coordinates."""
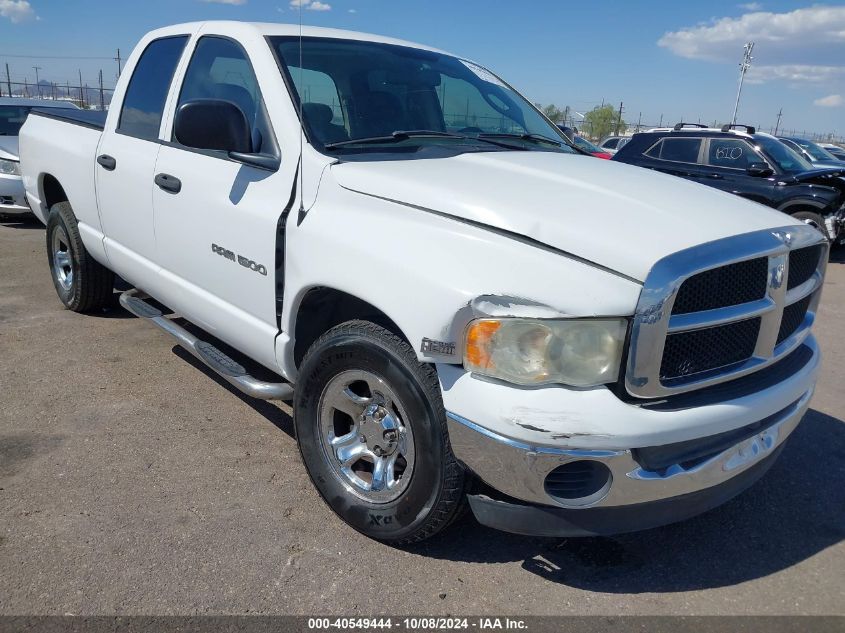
[
  {"left": 96, "top": 35, "right": 188, "bottom": 277},
  {"left": 642, "top": 136, "right": 705, "bottom": 181},
  {"left": 151, "top": 35, "right": 294, "bottom": 369}
]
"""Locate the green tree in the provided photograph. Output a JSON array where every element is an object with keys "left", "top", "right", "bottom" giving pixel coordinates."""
[
  {"left": 535, "top": 103, "right": 570, "bottom": 125},
  {"left": 584, "top": 104, "right": 627, "bottom": 140}
]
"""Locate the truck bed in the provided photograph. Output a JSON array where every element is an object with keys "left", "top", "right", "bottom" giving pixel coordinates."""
[
  {"left": 30, "top": 108, "right": 107, "bottom": 131},
  {"left": 18, "top": 110, "right": 103, "bottom": 232}
]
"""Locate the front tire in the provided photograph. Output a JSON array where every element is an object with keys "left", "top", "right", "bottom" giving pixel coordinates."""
[
  {"left": 294, "top": 320, "right": 467, "bottom": 544},
  {"left": 46, "top": 201, "right": 114, "bottom": 312}
]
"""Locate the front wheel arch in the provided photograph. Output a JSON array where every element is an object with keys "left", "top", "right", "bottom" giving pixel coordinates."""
[{"left": 291, "top": 286, "right": 410, "bottom": 368}]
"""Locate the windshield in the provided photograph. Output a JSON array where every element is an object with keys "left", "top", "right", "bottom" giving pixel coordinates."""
[
  {"left": 754, "top": 136, "right": 813, "bottom": 173},
  {"left": 793, "top": 138, "right": 838, "bottom": 161},
  {"left": 0, "top": 106, "right": 32, "bottom": 136},
  {"left": 270, "top": 37, "right": 574, "bottom": 156}
]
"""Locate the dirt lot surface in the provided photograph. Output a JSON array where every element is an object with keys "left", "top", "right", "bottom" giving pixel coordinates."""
[{"left": 1, "top": 215, "right": 843, "bottom": 616}]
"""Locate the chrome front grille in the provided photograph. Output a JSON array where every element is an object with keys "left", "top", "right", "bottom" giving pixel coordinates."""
[
  {"left": 672, "top": 257, "right": 768, "bottom": 314},
  {"left": 626, "top": 225, "right": 827, "bottom": 398}
]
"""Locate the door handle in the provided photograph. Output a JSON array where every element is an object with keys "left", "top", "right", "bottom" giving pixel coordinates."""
[
  {"left": 154, "top": 173, "right": 182, "bottom": 194},
  {"left": 97, "top": 154, "right": 116, "bottom": 171},
  {"left": 706, "top": 173, "right": 724, "bottom": 179}
]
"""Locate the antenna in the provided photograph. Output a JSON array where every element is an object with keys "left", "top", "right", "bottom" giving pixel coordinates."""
[{"left": 298, "top": 1, "right": 305, "bottom": 215}]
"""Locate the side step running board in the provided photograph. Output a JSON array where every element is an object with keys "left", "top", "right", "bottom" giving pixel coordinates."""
[{"left": 119, "top": 289, "right": 293, "bottom": 401}]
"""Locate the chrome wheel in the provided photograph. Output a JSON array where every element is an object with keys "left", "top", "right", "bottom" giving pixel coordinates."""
[
  {"left": 317, "top": 369, "right": 415, "bottom": 503},
  {"left": 51, "top": 225, "right": 73, "bottom": 292}
]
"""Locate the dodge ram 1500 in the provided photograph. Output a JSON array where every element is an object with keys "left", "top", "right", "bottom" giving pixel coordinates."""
[{"left": 19, "top": 21, "right": 827, "bottom": 543}]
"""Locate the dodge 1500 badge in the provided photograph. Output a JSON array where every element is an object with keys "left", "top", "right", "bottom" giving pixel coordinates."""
[{"left": 19, "top": 21, "right": 826, "bottom": 543}]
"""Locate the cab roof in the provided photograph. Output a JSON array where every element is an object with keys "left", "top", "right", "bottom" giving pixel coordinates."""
[{"left": 147, "top": 21, "right": 451, "bottom": 56}]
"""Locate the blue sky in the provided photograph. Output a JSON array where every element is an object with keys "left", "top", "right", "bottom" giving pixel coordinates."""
[{"left": 1, "top": 0, "right": 844, "bottom": 137}]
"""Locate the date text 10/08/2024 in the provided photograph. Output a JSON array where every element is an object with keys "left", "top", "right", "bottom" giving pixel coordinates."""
[{"left": 307, "top": 618, "right": 528, "bottom": 630}]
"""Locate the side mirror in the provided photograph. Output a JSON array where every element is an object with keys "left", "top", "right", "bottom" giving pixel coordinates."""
[
  {"left": 174, "top": 99, "right": 252, "bottom": 154},
  {"left": 747, "top": 162, "right": 773, "bottom": 178}
]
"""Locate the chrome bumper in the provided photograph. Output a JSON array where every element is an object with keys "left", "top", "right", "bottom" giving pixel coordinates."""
[
  {"left": 447, "top": 386, "right": 812, "bottom": 510},
  {"left": 0, "top": 174, "right": 30, "bottom": 214}
]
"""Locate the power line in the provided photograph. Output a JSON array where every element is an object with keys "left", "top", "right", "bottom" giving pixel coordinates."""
[{"left": 0, "top": 53, "right": 117, "bottom": 60}]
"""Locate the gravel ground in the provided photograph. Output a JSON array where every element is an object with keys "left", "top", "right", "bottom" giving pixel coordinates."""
[{"left": 1, "top": 215, "right": 843, "bottom": 616}]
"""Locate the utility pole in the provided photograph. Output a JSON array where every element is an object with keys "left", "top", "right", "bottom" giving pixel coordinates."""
[
  {"left": 32, "top": 66, "right": 42, "bottom": 98},
  {"left": 115, "top": 48, "right": 122, "bottom": 78},
  {"left": 78, "top": 69, "right": 85, "bottom": 107},
  {"left": 23, "top": 77, "right": 29, "bottom": 98},
  {"left": 731, "top": 42, "right": 754, "bottom": 125},
  {"left": 659, "top": 113, "right": 663, "bottom": 127},
  {"left": 615, "top": 101, "right": 624, "bottom": 136},
  {"left": 98, "top": 69, "right": 105, "bottom": 111},
  {"left": 636, "top": 112, "right": 642, "bottom": 133},
  {"left": 5, "top": 64, "right": 11, "bottom": 97},
  {"left": 774, "top": 108, "right": 783, "bottom": 136}
]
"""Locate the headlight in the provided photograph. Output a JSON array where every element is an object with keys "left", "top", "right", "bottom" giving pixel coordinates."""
[
  {"left": 464, "top": 318, "right": 628, "bottom": 387},
  {"left": 0, "top": 159, "right": 20, "bottom": 176}
]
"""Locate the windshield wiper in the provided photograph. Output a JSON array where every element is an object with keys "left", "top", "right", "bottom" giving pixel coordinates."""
[
  {"left": 477, "top": 132, "right": 563, "bottom": 147},
  {"left": 323, "top": 129, "right": 528, "bottom": 151},
  {"left": 324, "top": 130, "right": 468, "bottom": 149}
]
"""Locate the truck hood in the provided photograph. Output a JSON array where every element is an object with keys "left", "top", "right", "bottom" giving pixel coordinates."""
[
  {"left": 331, "top": 151, "right": 794, "bottom": 282},
  {"left": 0, "top": 136, "right": 19, "bottom": 161}
]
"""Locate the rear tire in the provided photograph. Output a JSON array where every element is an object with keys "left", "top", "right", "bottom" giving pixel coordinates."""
[
  {"left": 790, "top": 210, "right": 830, "bottom": 240},
  {"left": 46, "top": 201, "right": 114, "bottom": 312},
  {"left": 294, "top": 320, "right": 467, "bottom": 544}
]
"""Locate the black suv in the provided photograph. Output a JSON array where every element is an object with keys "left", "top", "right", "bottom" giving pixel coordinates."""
[{"left": 613, "top": 123, "right": 845, "bottom": 242}]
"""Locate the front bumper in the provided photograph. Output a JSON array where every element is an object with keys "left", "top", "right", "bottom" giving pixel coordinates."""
[
  {"left": 466, "top": 444, "right": 785, "bottom": 537},
  {"left": 441, "top": 337, "right": 819, "bottom": 537},
  {"left": 0, "top": 173, "right": 30, "bottom": 214}
]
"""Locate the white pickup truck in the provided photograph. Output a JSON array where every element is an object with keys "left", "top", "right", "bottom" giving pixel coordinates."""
[{"left": 20, "top": 21, "right": 827, "bottom": 543}]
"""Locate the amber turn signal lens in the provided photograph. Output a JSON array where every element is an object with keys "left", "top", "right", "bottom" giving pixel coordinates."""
[{"left": 465, "top": 320, "right": 501, "bottom": 368}]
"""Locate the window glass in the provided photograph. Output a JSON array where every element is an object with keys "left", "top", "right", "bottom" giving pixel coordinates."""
[
  {"left": 707, "top": 139, "right": 763, "bottom": 169},
  {"left": 794, "top": 139, "right": 836, "bottom": 161},
  {"left": 0, "top": 106, "right": 31, "bottom": 136},
  {"left": 755, "top": 136, "right": 812, "bottom": 173},
  {"left": 272, "top": 37, "right": 574, "bottom": 155},
  {"left": 573, "top": 136, "right": 603, "bottom": 153},
  {"left": 645, "top": 137, "right": 702, "bottom": 163},
  {"left": 436, "top": 73, "right": 525, "bottom": 134},
  {"left": 118, "top": 36, "right": 188, "bottom": 140},
  {"left": 177, "top": 36, "right": 273, "bottom": 153},
  {"left": 288, "top": 66, "right": 348, "bottom": 144}
]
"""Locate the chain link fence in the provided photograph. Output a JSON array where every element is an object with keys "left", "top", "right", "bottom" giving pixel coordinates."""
[{"left": 0, "top": 78, "right": 114, "bottom": 110}]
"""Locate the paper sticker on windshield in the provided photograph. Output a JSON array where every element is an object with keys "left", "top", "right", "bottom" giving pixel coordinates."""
[{"left": 460, "top": 60, "right": 508, "bottom": 88}]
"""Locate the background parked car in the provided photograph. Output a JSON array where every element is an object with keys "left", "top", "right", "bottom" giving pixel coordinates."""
[
  {"left": 598, "top": 136, "right": 630, "bottom": 155},
  {"left": 778, "top": 136, "right": 845, "bottom": 168},
  {"left": 572, "top": 135, "right": 612, "bottom": 159},
  {"left": 612, "top": 123, "right": 845, "bottom": 242},
  {"left": 0, "top": 98, "right": 80, "bottom": 217},
  {"left": 820, "top": 143, "right": 845, "bottom": 161}
]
